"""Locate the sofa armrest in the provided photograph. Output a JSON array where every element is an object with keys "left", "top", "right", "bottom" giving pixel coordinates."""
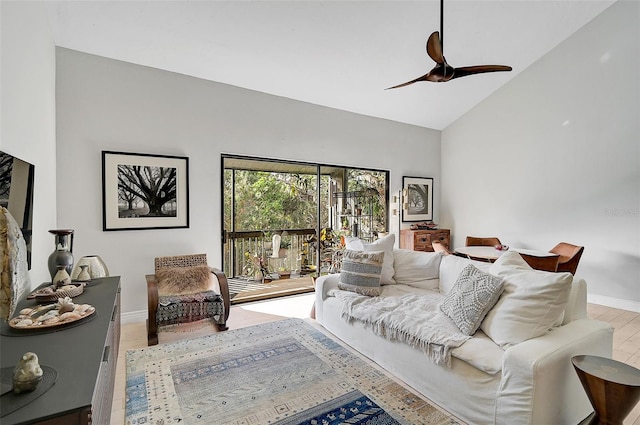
[
  {"left": 314, "top": 273, "right": 341, "bottom": 322},
  {"left": 497, "top": 318, "right": 613, "bottom": 425}
]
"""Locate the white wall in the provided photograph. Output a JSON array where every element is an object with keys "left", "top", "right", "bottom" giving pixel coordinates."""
[
  {"left": 442, "top": 0, "right": 639, "bottom": 310},
  {"left": 1, "top": 1, "right": 58, "bottom": 286},
  {"left": 55, "top": 48, "right": 441, "bottom": 318}
]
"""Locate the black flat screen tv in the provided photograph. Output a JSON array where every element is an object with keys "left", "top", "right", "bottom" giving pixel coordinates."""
[{"left": 0, "top": 151, "right": 35, "bottom": 269}]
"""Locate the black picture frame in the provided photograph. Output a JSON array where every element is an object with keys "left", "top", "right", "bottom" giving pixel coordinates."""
[
  {"left": 401, "top": 176, "right": 433, "bottom": 222},
  {"left": 102, "top": 151, "right": 189, "bottom": 231}
]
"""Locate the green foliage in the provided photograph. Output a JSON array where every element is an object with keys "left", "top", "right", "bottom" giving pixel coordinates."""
[
  {"left": 224, "top": 167, "right": 387, "bottom": 234},
  {"left": 225, "top": 170, "right": 320, "bottom": 231}
]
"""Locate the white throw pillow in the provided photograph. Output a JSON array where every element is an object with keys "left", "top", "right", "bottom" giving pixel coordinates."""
[
  {"left": 363, "top": 233, "right": 396, "bottom": 285},
  {"left": 439, "top": 255, "right": 491, "bottom": 295},
  {"left": 440, "top": 264, "right": 505, "bottom": 335},
  {"left": 343, "top": 233, "right": 396, "bottom": 285},
  {"left": 338, "top": 249, "right": 384, "bottom": 296},
  {"left": 480, "top": 251, "right": 573, "bottom": 349},
  {"left": 344, "top": 236, "right": 365, "bottom": 251},
  {"left": 392, "top": 249, "right": 442, "bottom": 290}
]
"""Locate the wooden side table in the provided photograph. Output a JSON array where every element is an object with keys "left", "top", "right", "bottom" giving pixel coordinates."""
[{"left": 572, "top": 355, "right": 640, "bottom": 425}]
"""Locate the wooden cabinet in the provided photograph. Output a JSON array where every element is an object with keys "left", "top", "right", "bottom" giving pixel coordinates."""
[
  {"left": 1, "top": 277, "right": 121, "bottom": 425},
  {"left": 400, "top": 229, "right": 450, "bottom": 252}
]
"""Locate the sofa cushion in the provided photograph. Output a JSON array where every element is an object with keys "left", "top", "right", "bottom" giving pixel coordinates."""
[
  {"left": 440, "top": 264, "right": 505, "bottom": 335},
  {"left": 480, "top": 251, "right": 573, "bottom": 349},
  {"left": 451, "top": 330, "right": 504, "bottom": 375},
  {"left": 338, "top": 249, "right": 384, "bottom": 296},
  {"left": 439, "top": 255, "right": 492, "bottom": 295},
  {"left": 392, "top": 249, "right": 442, "bottom": 290},
  {"left": 156, "top": 265, "right": 214, "bottom": 296},
  {"left": 346, "top": 233, "right": 396, "bottom": 285}
]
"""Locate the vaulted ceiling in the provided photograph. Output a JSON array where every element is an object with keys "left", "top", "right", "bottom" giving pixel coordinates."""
[{"left": 45, "top": 1, "right": 616, "bottom": 130}]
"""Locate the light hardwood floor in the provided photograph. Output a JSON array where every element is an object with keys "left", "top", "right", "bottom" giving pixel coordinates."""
[{"left": 111, "top": 295, "right": 640, "bottom": 425}]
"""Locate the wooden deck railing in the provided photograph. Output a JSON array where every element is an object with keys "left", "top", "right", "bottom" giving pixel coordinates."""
[{"left": 223, "top": 229, "right": 317, "bottom": 279}]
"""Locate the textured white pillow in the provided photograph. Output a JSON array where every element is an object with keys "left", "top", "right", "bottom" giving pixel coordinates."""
[
  {"left": 480, "top": 251, "right": 573, "bottom": 349},
  {"left": 362, "top": 233, "right": 396, "bottom": 285},
  {"left": 439, "top": 255, "right": 491, "bottom": 295},
  {"left": 392, "top": 249, "right": 442, "bottom": 290},
  {"left": 338, "top": 249, "right": 384, "bottom": 296},
  {"left": 440, "top": 264, "right": 505, "bottom": 335}
]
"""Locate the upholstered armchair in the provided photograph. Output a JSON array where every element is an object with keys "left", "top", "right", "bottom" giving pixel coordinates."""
[{"left": 146, "top": 253, "right": 230, "bottom": 346}]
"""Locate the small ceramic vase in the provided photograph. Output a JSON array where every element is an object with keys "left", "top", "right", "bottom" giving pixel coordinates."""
[
  {"left": 76, "top": 265, "right": 91, "bottom": 282},
  {"left": 72, "top": 255, "right": 109, "bottom": 279},
  {"left": 53, "top": 265, "right": 71, "bottom": 287}
]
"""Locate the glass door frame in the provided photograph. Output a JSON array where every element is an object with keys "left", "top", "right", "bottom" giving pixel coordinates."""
[{"left": 221, "top": 154, "right": 389, "bottom": 278}]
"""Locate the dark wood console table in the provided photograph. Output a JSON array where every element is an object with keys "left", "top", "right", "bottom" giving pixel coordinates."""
[{"left": 1, "top": 276, "right": 121, "bottom": 424}]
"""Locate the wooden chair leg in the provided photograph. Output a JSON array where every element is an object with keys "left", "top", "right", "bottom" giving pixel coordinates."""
[
  {"left": 211, "top": 268, "right": 230, "bottom": 330},
  {"left": 146, "top": 274, "right": 159, "bottom": 346}
]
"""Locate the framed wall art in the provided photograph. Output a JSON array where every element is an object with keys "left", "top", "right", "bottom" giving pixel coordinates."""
[
  {"left": 402, "top": 176, "right": 433, "bottom": 222},
  {"left": 102, "top": 151, "right": 189, "bottom": 231}
]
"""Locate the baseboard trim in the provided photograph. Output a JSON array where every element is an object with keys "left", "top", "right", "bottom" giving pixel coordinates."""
[
  {"left": 588, "top": 294, "right": 640, "bottom": 313},
  {"left": 122, "top": 310, "right": 147, "bottom": 325}
]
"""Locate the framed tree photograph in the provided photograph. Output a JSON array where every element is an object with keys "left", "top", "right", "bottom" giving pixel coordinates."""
[
  {"left": 102, "top": 151, "right": 189, "bottom": 231},
  {"left": 402, "top": 176, "right": 433, "bottom": 222}
]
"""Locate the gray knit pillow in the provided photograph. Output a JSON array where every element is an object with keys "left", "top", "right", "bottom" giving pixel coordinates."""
[
  {"left": 338, "top": 249, "right": 384, "bottom": 296},
  {"left": 440, "top": 264, "right": 505, "bottom": 335}
]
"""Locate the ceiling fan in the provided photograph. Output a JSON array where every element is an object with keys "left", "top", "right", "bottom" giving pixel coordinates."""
[{"left": 387, "top": 0, "right": 512, "bottom": 89}]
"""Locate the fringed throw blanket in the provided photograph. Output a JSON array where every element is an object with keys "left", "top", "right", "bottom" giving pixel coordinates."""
[{"left": 335, "top": 290, "right": 470, "bottom": 366}]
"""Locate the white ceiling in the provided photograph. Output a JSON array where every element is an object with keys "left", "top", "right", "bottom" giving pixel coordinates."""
[{"left": 44, "top": 0, "right": 616, "bottom": 130}]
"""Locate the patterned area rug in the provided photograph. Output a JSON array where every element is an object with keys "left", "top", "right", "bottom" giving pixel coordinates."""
[{"left": 125, "top": 318, "right": 460, "bottom": 425}]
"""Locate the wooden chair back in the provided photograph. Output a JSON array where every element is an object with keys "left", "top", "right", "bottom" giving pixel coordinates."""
[
  {"left": 520, "top": 253, "right": 560, "bottom": 272},
  {"left": 549, "top": 243, "right": 584, "bottom": 275},
  {"left": 466, "top": 236, "right": 502, "bottom": 247},
  {"left": 155, "top": 253, "right": 207, "bottom": 271}
]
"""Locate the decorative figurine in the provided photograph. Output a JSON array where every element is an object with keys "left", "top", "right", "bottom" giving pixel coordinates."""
[{"left": 13, "top": 352, "right": 43, "bottom": 394}]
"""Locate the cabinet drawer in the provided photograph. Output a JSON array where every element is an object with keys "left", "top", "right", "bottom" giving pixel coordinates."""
[
  {"left": 412, "top": 232, "right": 433, "bottom": 250},
  {"left": 432, "top": 232, "right": 449, "bottom": 246},
  {"left": 400, "top": 229, "right": 450, "bottom": 252}
]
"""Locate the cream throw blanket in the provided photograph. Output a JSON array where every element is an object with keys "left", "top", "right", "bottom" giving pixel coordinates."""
[{"left": 334, "top": 290, "right": 470, "bottom": 366}]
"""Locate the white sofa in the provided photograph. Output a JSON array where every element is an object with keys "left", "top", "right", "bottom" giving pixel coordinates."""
[{"left": 314, "top": 248, "right": 613, "bottom": 425}]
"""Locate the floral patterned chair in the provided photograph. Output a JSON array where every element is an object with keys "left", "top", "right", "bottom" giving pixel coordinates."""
[{"left": 146, "top": 253, "right": 229, "bottom": 345}]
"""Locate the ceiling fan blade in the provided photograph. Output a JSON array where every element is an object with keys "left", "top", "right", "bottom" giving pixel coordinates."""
[
  {"left": 451, "top": 65, "right": 512, "bottom": 79},
  {"left": 426, "top": 31, "right": 444, "bottom": 64},
  {"left": 385, "top": 73, "right": 431, "bottom": 90}
]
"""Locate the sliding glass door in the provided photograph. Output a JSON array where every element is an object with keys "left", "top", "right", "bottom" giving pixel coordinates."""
[{"left": 222, "top": 155, "right": 388, "bottom": 280}]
